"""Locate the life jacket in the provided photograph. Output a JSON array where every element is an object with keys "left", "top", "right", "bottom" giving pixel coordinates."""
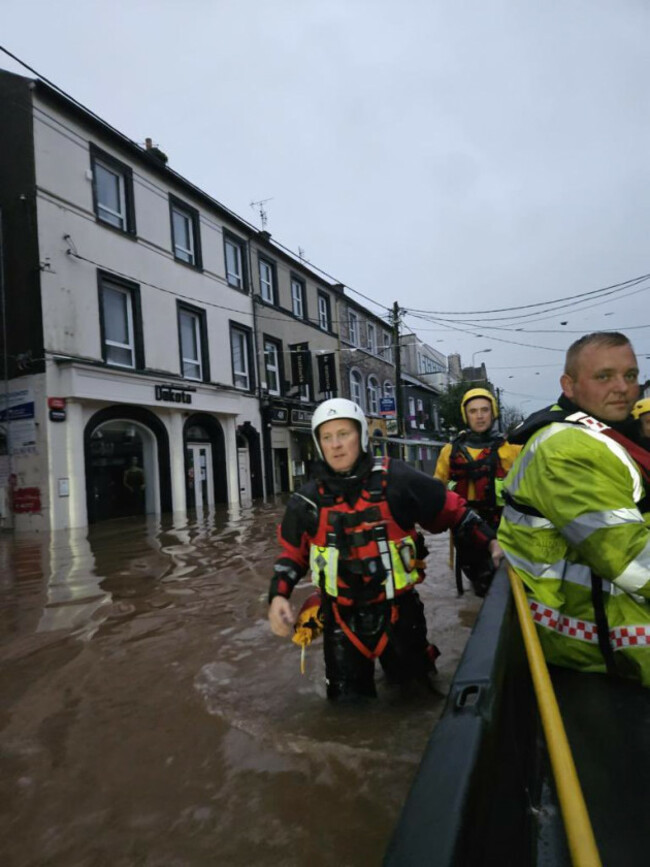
[
  {"left": 306, "top": 456, "right": 425, "bottom": 607},
  {"left": 448, "top": 435, "right": 507, "bottom": 512}
]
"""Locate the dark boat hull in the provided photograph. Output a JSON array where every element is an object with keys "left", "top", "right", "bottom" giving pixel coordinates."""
[{"left": 384, "top": 567, "right": 650, "bottom": 866}]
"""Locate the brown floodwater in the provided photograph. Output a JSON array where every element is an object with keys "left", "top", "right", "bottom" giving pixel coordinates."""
[{"left": 0, "top": 499, "right": 481, "bottom": 867}]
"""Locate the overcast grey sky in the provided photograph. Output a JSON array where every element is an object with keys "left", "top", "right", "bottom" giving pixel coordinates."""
[{"left": 3, "top": 0, "right": 649, "bottom": 411}]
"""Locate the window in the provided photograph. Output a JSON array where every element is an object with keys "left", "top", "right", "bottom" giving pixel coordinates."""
[
  {"left": 264, "top": 338, "right": 281, "bottom": 395},
  {"left": 349, "top": 311, "right": 359, "bottom": 346},
  {"left": 383, "top": 380, "right": 394, "bottom": 397},
  {"left": 367, "top": 323, "right": 376, "bottom": 355},
  {"left": 230, "top": 324, "right": 253, "bottom": 390},
  {"left": 98, "top": 274, "right": 142, "bottom": 369},
  {"left": 178, "top": 304, "right": 208, "bottom": 381},
  {"left": 90, "top": 145, "right": 135, "bottom": 234},
  {"left": 382, "top": 332, "right": 393, "bottom": 364},
  {"left": 417, "top": 398, "right": 425, "bottom": 429},
  {"left": 224, "top": 232, "right": 247, "bottom": 290},
  {"left": 291, "top": 278, "right": 305, "bottom": 318},
  {"left": 170, "top": 197, "right": 201, "bottom": 268},
  {"left": 318, "top": 292, "right": 331, "bottom": 331},
  {"left": 259, "top": 258, "right": 276, "bottom": 304},
  {"left": 367, "top": 376, "right": 380, "bottom": 415},
  {"left": 350, "top": 369, "right": 363, "bottom": 408},
  {"left": 408, "top": 396, "right": 417, "bottom": 429}
]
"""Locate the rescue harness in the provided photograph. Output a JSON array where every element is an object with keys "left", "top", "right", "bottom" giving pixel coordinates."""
[
  {"left": 448, "top": 435, "right": 507, "bottom": 518},
  {"left": 306, "top": 456, "right": 427, "bottom": 661}
]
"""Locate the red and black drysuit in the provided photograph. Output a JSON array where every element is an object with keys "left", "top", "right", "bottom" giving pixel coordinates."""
[
  {"left": 269, "top": 452, "right": 496, "bottom": 699},
  {"left": 446, "top": 431, "right": 511, "bottom": 595}
]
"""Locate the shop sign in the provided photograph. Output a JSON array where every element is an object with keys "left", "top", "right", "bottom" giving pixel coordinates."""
[
  {"left": 386, "top": 417, "right": 399, "bottom": 436},
  {"left": 380, "top": 396, "right": 396, "bottom": 416},
  {"left": 291, "top": 409, "right": 312, "bottom": 427},
  {"left": 270, "top": 407, "right": 289, "bottom": 424},
  {"left": 155, "top": 385, "right": 193, "bottom": 404},
  {"left": 0, "top": 388, "right": 35, "bottom": 421},
  {"left": 289, "top": 343, "right": 311, "bottom": 386},
  {"left": 317, "top": 353, "right": 337, "bottom": 394},
  {"left": 12, "top": 486, "right": 41, "bottom": 514}
]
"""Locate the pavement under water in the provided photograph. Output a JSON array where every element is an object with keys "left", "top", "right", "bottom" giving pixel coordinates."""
[{"left": 0, "top": 499, "right": 482, "bottom": 867}]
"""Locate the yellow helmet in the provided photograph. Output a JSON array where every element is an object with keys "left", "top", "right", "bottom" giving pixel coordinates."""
[
  {"left": 632, "top": 398, "right": 650, "bottom": 420},
  {"left": 460, "top": 388, "right": 498, "bottom": 424}
]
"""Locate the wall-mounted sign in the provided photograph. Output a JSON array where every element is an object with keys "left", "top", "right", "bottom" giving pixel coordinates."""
[
  {"left": 12, "top": 486, "right": 41, "bottom": 514},
  {"left": 155, "top": 385, "right": 194, "bottom": 404},
  {"left": 0, "top": 388, "right": 35, "bottom": 421},
  {"left": 317, "top": 353, "right": 337, "bottom": 394},
  {"left": 289, "top": 343, "right": 311, "bottom": 387},
  {"left": 380, "top": 397, "right": 396, "bottom": 416},
  {"left": 49, "top": 409, "right": 66, "bottom": 422},
  {"left": 270, "top": 407, "right": 289, "bottom": 424},
  {"left": 48, "top": 397, "right": 66, "bottom": 410},
  {"left": 291, "top": 409, "right": 312, "bottom": 427}
]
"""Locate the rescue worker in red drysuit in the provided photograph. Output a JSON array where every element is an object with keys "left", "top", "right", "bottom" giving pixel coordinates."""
[
  {"left": 268, "top": 398, "right": 503, "bottom": 700},
  {"left": 435, "top": 388, "right": 521, "bottom": 596}
]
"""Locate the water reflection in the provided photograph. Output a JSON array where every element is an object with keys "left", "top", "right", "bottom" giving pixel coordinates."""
[{"left": 0, "top": 503, "right": 481, "bottom": 867}]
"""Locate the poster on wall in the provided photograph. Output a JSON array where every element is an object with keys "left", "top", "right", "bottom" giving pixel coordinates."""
[{"left": 0, "top": 389, "right": 37, "bottom": 456}]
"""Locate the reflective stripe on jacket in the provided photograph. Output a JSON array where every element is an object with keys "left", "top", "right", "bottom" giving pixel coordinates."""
[
  {"left": 498, "top": 419, "right": 650, "bottom": 684},
  {"left": 308, "top": 458, "right": 423, "bottom": 603}
]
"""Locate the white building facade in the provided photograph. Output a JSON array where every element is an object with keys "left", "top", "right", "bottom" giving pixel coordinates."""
[{"left": 0, "top": 72, "right": 264, "bottom": 530}]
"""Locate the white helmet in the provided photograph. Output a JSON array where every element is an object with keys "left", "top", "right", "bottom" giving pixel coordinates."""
[{"left": 311, "top": 398, "right": 368, "bottom": 459}]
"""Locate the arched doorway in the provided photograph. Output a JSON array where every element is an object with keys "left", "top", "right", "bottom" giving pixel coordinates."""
[
  {"left": 237, "top": 433, "right": 251, "bottom": 501},
  {"left": 85, "top": 407, "right": 172, "bottom": 524},
  {"left": 183, "top": 414, "right": 227, "bottom": 510},
  {"left": 236, "top": 421, "right": 263, "bottom": 500}
]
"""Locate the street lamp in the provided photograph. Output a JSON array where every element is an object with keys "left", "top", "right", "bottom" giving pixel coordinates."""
[{"left": 472, "top": 348, "right": 492, "bottom": 367}]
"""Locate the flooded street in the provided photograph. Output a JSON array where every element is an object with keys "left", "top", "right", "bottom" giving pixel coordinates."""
[{"left": 0, "top": 500, "right": 481, "bottom": 867}]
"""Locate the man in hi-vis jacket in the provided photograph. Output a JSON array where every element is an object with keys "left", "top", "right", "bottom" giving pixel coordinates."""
[{"left": 499, "top": 332, "right": 650, "bottom": 685}]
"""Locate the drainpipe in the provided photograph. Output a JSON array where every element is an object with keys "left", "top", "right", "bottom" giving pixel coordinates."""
[
  {"left": 0, "top": 206, "right": 13, "bottom": 527},
  {"left": 247, "top": 235, "right": 271, "bottom": 497}
]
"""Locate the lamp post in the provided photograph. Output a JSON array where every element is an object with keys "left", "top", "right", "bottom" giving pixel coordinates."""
[{"left": 472, "top": 348, "right": 492, "bottom": 367}]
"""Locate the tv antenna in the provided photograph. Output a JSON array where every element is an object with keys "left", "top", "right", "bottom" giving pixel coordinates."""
[{"left": 250, "top": 197, "right": 273, "bottom": 230}]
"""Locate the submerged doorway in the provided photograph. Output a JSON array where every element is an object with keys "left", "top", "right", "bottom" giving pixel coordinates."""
[
  {"left": 183, "top": 414, "right": 227, "bottom": 511},
  {"left": 186, "top": 442, "right": 214, "bottom": 510},
  {"left": 237, "top": 433, "right": 251, "bottom": 502},
  {"left": 87, "top": 421, "right": 156, "bottom": 521}
]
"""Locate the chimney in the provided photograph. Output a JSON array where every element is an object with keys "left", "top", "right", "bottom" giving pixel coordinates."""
[{"left": 143, "top": 137, "right": 168, "bottom": 165}]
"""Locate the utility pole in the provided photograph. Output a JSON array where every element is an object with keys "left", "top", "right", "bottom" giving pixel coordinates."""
[
  {"left": 496, "top": 387, "right": 503, "bottom": 433},
  {"left": 392, "top": 301, "right": 403, "bottom": 442}
]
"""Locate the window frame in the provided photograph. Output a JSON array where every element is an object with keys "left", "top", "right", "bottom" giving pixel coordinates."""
[
  {"left": 177, "top": 301, "right": 210, "bottom": 382},
  {"left": 97, "top": 271, "right": 143, "bottom": 370},
  {"left": 349, "top": 311, "right": 359, "bottom": 346},
  {"left": 90, "top": 144, "right": 136, "bottom": 235},
  {"left": 408, "top": 396, "right": 417, "bottom": 429},
  {"left": 382, "top": 332, "right": 393, "bottom": 363},
  {"left": 291, "top": 276, "right": 306, "bottom": 319},
  {"left": 258, "top": 256, "right": 277, "bottom": 304},
  {"left": 367, "top": 375, "right": 380, "bottom": 415},
  {"left": 263, "top": 335, "right": 283, "bottom": 396},
  {"left": 229, "top": 321, "right": 255, "bottom": 391},
  {"left": 169, "top": 195, "right": 202, "bottom": 269},
  {"left": 224, "top": 231, "right": 248, "bottom": 292},
  {"left": 349, "top": 368, "right": 364, "bottom": 408},
  {"left": 367, "top": 323, "right": 376, "bottom": 355},
  {"left": 318, "top": 292, "right": 331, "bottom": 331}
]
